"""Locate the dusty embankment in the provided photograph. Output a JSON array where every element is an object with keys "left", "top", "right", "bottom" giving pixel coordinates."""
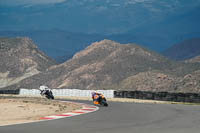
[{"left": 0, "top": 96, "right": 81, "bottom": 126}]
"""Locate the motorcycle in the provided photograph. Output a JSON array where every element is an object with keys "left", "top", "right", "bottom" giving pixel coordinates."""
[
  {"left": 99, "top": 96, "right": 108, "bottom": 107},
  {"left": 40, "top": 89, "right": 54, "bottom": 100},
  {"left": 93, "top": 93, "right": 108, "bottom": 107}
]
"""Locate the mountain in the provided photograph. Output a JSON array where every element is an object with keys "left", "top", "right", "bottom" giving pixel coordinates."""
[
  {"left": 0, "top": 37, "right": 56, "bottom": 89},
  {"left": 0, "top": 1, "right": 200, "bottom": 59},
  {"left": 162, "top": 38, "right": 200, "bottom": 60},
  {"left": 6, "top": 40, "right": 200, "bottom": 93},
  {"left": 1, "top": 29, "right": 199, "bottom": 64},
  {"left": 125, "top": 6, "right": 200, "bottom": 52},
  {"left": 0, "top": 30, "right": 176, "bottom": 62},
  {"left": 185, "top": 56, "right": 200, "bottom": 63},
  {"left": 0, "top": 4, "right": 199, "bottom": 60},
  {"left": 1, "top": 3, "right": 200, "bottom": 59},
  {"left": 0, "top": 30, "right": 105, "bottom": 61},
  {"left": 1, "top": 0, "right": 200, "bottom": 35}
]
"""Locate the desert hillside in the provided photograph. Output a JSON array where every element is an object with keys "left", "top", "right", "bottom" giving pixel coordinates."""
[
  {"left": 6, "top": 39, "right": 200, "bottom": 93},
  {"left": 0, "top": 37, "right": 56, "bottom": 89}
]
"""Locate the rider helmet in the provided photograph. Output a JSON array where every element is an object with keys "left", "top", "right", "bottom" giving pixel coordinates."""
[{"left": 91, "top": 91, "right": 96, "bottom": 97}]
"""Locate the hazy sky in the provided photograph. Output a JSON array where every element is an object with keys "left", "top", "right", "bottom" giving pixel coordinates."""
[{"left": 0, "top": 0, "right": 66, "bottom": 6}]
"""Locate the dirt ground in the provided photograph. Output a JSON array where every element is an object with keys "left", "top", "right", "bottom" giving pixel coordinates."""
[{"left": 0, "top": 96, "right": 81, "bottom": 126}]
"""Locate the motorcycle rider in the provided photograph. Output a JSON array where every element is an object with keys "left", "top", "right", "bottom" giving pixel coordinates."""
[
  {"left": 91, "top": 91, "right": 104, "bottom": 105},
  {"left": 39, "top": 85, "right": 52, "bottom": 96}
]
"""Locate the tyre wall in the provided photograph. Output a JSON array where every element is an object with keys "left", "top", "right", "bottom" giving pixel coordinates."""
[
  {"left": 114, "top": 91, "right": 200, "bottom": 103},
  {"left": 0, "top": 89, "right": 20, "bottom": 94}
]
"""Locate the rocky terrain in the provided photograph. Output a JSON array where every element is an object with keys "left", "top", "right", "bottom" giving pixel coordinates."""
[
  {"left": 0, "top": 37, "right": 56, "bottom": 89},
  {"left": 3, "top": 39, "right": 200, "bottom": 93}
]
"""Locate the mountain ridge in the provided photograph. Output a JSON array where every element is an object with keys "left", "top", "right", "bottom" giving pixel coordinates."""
[
  {"left": 162, "top": 38, "right": 200, "bottom": 60},
  {"left": 4, "top": 39, "right": 200, "bottom": 93},
  {"left": 0, "top": 37, "right": 56, "bottom": 89}
]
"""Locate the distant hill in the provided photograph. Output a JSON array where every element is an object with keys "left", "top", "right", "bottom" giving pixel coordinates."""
[
  {"left": 1, "top": 1, "right": 200, "bottom": 60},
  {"left": 1, "top": 29, "right": 200, "bottom": 63},
  {"left": 162, "top": 38, "right": 200, "bottom": 60},
  {"left": 185, "top": 56, "right": 200, "bottom": 63},
  {"left": 0, "top": 30, "right": 104, "bottom": 62},
  {"left": 0, "top": 30, "right": 171, "bottom": 62},
  {"left": 8, "top": 40, "right": 200, "bottom": 93},
  {"left": 1, "top": 0, "right": 200, "bottom": 35},
  {"left": 122, "top": 6, "right": 200, "bottom": 52},
  {"left": 0, "top": 37, "right": 56, "bottom": 89}
]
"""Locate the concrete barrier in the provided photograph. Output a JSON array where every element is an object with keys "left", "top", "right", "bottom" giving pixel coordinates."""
[
  {"left": 19, "top": 89, "right": 115, "bottom": 98},
  {"left": 19, "top": 89, "right": 41, "bottom": 96}
]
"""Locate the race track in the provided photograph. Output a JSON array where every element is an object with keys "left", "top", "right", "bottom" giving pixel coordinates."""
[{"left": 1, "top": 100, "right": 200, "bottom": 133}]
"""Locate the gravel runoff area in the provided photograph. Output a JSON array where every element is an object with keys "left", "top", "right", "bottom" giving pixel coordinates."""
[{"left": 0, "top": 95, "right": 81, "bottom": 126}]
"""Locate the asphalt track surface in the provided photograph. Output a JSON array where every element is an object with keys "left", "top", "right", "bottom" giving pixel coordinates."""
[{"left": 1, "top": 100, "right": 200, "bottom": 133}]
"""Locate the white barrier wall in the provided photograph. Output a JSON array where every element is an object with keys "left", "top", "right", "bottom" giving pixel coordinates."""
[
  {"left": 20, "top": 89, "right": 41, "bottom": 96},
  {"left": 19, "top": 89, "right": 114, "bottom": 98}
]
